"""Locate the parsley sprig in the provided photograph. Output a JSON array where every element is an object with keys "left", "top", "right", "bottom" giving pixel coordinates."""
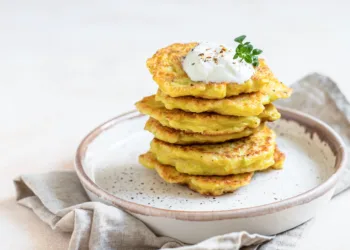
[{"left": 233, "top": 35, "right": 262, "bottom": 67}]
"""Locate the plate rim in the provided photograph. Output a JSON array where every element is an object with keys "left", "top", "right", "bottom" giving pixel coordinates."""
[{"left": 75, "top": 107, "right": 347, "bottom": 221}]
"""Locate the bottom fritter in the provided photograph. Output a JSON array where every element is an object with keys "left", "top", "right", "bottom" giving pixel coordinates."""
[
  {"left": 271, "top": 146, "right": 285, "bottom": 170},
  {"left": 139, "top": 147, "right": 285, "bottom": 196}
]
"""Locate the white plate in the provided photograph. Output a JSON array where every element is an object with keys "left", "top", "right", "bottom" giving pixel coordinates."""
[{"left": 75, "top": 108, "right": 346, "bottom": 244}]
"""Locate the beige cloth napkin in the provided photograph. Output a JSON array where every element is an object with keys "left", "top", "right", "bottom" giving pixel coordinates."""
[{"left": 14, "top": 73, "right": 350, "bottom": 250}]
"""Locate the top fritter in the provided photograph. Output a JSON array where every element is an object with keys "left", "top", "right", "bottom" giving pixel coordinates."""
[{"left": 147, "top": 42, "right": 279, "bottom": 99}]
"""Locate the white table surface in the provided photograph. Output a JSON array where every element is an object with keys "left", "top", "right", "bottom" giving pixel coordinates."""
[{"left": 1, "top": 1, "right": 349, "bottom": 249}]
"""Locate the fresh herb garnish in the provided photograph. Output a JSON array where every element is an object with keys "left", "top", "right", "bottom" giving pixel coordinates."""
[{"left": 233, "top": 35, "right": 262, "bottom": 67}]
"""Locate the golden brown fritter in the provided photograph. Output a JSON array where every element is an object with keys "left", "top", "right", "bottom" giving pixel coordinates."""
[
  {"left": 145, "top": 118, "right": 264, "bottom": 144},
  {"left": 150, "top": 126, "right": 276, "bottom": 175},
  {"left": 155, "top": 80, "right": 291, "bottom": 116},
  {"left": 135, "top": 95, "right": 280, "bottom": 135},
  {"left": 139, "top": 145, "right": 285, "bottom": 196},
  {"left": 147, "top": 43, "right": 278, "bottom": 99},
  {"left": 270, "top": 146, "right": 286, "bottom": 170},
  {"left": 139, "top": 151, "right": 253, "bottom": 196}
]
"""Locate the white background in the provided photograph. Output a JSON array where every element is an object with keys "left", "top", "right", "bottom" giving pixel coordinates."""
[{"left": 0, "top": 1, "right": 349, "bottom": 249}]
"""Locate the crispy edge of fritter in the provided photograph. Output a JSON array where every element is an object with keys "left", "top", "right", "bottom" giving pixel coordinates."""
[
  {"left": 139, "top": 151, "right": 253, "bottom": 196},
  {"left": 135, "top": 95, "right": 281, "bottom": 135},
  {"left": 150, "top": 127, "right": 276, "bottom": 175},
  {"left": 262, "top": 79, "right": 292, "bottom": 102},
  {"left": 155, "top": 89, "right": 269, "bottom": 116},
  {"left": 146, "top": 43, "right": 275, "bottom": 99},
  {"left": 139, "top": 145, "right": 285, "bottom": 196},
  {"left": 155, "top": 79, "right": 292, "bottom": 116},
  {"left": 270, "top": 146, "right": 286, "bottom": 170},
  {"left": 145, "top": 118, "right": 265, "bottom": 144}
]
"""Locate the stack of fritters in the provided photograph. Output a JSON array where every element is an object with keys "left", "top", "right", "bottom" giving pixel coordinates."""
[{"left": 136, "top": 43, "right": 292, "bottom": 196}]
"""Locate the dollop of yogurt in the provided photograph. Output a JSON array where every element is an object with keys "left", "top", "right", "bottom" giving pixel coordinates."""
[{"left": 182, "top": 42, "right": 255, "bottom": 83}]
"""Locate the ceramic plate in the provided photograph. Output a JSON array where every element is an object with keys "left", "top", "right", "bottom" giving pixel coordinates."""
[{"left": 75, "top": 107, "right": 346, "bottom": 243}]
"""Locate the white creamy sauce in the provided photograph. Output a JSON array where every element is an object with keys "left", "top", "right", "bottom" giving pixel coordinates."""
[{"left": 182, "top": 42, "right": 255, "bottom": 84}]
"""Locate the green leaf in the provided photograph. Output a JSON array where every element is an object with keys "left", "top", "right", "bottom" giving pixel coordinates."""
[
  {"left": 234, "top": 35, "right": 246, "bottom": 44},
  {"left": 246, "top": 44, "right": 253, "bottom": 53},
  {"left": 252, "top": 56, "right": 259, "bottom": 66},
  {"left": 252, "top": 49, "right": 263, "bottom": 55},
  {"left": 236, "top": 44, "right": 243, "bottom": 53},
  {"left": 244, "top": 55, "right": 252, "bottom": 63},
  {"left": 233, "top": 35, "right": 262, "bottom": 66}
]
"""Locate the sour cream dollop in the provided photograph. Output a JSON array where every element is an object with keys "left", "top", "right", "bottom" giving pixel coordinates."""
[{"left": 182, "top": 42, "right": 255, "bottom": 84}]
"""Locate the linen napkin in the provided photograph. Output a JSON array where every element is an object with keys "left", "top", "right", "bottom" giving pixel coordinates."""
[{"left": 15, "top": 73, "right": 350, "bottom": 250}]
